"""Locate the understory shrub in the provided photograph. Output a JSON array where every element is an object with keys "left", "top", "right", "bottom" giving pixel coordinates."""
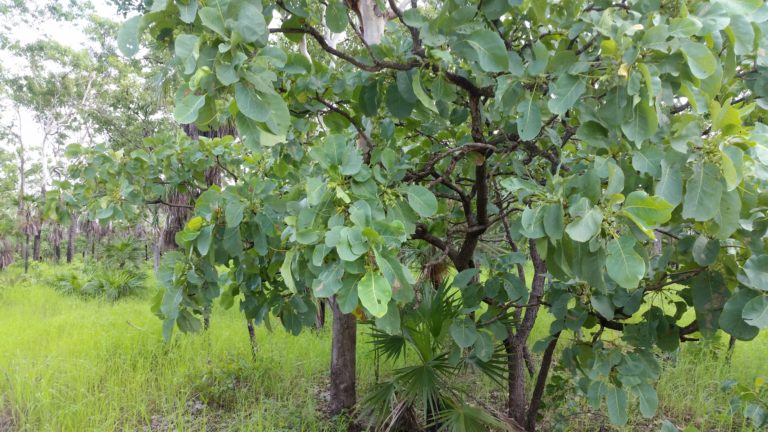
[{"left": 50, "top": 237, "right": 147, "bottom": 301}]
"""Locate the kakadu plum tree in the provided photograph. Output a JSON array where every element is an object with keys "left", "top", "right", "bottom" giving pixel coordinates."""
[{"left": 108, "top": 0, "right": 768, "bottom": 429}]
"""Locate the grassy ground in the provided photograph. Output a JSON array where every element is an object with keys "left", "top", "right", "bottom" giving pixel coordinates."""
[{"left": 0, "top": 262, "right": 765, "bottom": 431}]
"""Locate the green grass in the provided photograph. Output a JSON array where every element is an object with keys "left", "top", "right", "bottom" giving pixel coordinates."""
[
  {"left": 0, "top": 262, "right": 765, "bottom": 431},
  {"left": 0, "top": 264, "right": 363, "bottom": 431}
]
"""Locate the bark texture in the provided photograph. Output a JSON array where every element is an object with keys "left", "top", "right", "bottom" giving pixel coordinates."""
[
  {"left": 66, "top": 216, "right": 76, "bottom": 263},
  {"left": 329, "top": 297, "right": 357, "bottom": 415}
]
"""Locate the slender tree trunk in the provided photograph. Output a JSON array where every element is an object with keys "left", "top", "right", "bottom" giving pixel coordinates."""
[
  {"left": 526, "top": 333, "right": 561, "bottom": 431},
  {"left": 153, "top": 238, "right": 161, "bottom": 274},
  {"left": 66, "top": 217, "right": 76, "bottom": 263},
  {"left": 315, "top": 299, "right": 326, "bottom": 329},
  {"left": 329, "top": 297, "right": 356, "bottom": 416},
  {"left": 247, "top": 320, "right": 258, "bottom": 360},
  {"left": 726, "top": 335, "right": 736, "bottom": 363},
  {"left": 23, "top": 234, "right": 29, "bottom": 274},
  {"left": 33, "top": 233, "right": 41, "bottom": 261},
  {"left": 507, "top": 241, "right": 548, "bottom": 425},
  {"left": 53, "top": 242, "right": 60, "bottom": 264},
  {"left": 505, "top": 337, "right": 528, "bottom": 425},
  {"left": 91, "top": 238, "right": 95, "bottom": 259}
]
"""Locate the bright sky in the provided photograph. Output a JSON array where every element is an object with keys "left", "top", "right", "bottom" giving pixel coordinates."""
[{"left": 1, "top": 0, "right": 123, "bottom": 172}]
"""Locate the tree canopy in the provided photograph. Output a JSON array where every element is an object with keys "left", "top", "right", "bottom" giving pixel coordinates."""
[{"left": 61, "top": 0, "right": 768, "bottom": 429}]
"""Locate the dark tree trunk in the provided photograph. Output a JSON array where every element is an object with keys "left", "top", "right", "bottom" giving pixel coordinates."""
[
  {"left": 526, "top": 333, "right": 561, "bottom": 431},
  {"left": 505, "top": 337, "right": 528, "bottom": 425},
  {"left": 32, "top": 232, "right": 41, "bottom": 261},
  {"left": 203, "top": 305, "right": 211, "bottom": 331},
  {"left": 23, "top": 234, "right": 29, "bottom": 274},
  {"left": 53, "top": 242, "right": 60, "bottom": 264},
  {"left": 153, "top": 238, "right": 161, "bottom": 274},
  {"left": 726, "top": 335, "right": 736, "bottom": 363},
  {"left": 329, "top": 297, "right": 356, "bottom": 416},
  {"left": 90, "top": 238, "right": 95, "bottom": 259},
  {"left": 247, "top": 320, "right": 258, "bottom": 360},
  {"left": 66, "top": 218, "right": 76, "bottom": 263},
  {"left": 145, "top": 243, "right": 149, "bottom": 261},
  {"left": 315, "top": 299, "right": 326, "bottom": 329}
]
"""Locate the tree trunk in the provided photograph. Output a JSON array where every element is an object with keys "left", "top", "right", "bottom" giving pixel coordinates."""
[
  {"left": 315, "top": 299, "right": 326, "bottom": 329},
  {"left": 23, "top": 234, "right": 29, "bottom": 274},
  {"left": 247, "top": 320, "right": 258, "bottom": 360},
  {"left": 33, "top": 232, "right": 41, "bottom": 261},
  {"left": 53, "top": 242, "right": 61, "bottom": 264},
  {"left": 153, "top": 238, "right": 161, "bottom": 274},
  {"left": 66, "top": 217, "right": 76, "bottom": 263},
  {"left": 505, "top": 337, "right": 528, "bottom": 425},
  {"left": 329, "top": 297, "right": 357, "bottom": 416},
  {"left": 526, "top": 333, "right": 561, "bottom": 431}
]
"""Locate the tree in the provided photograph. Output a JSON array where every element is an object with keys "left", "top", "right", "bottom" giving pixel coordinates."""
[{"left": 103, "top": 0, "right": 768, "bottom": 429}]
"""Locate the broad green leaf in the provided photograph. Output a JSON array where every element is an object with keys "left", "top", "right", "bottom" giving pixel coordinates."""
[
  {"left": 543, "top": 203, "right": 564, "bottom": 240},
  {"left": 178, "top": 0, "right": 198, "bottom": 24},
  {"left": 742, "top": 255, "right": 768, "bottom": 291},
  {"left": 149, "top": 0, "right": 168, "bottom": 12},
  {"left": 472, "top": 332, "right": 494, "bottom": 362},
  {"left": 635, "top": 383, "right": 658, "bottom": 418},
  {"left": 235, "top": 3, "right": 266, "bottom": 43},
  {"left": 358, "top": 271, "right": 392, "bottom": 318},
  {"left": 174, "top": 34, "right": 199, "bottom": 75},
  {"left": 547, "top": 74, "right": 586, "bottom": 115},
  {"left": 720, "top": 288, "right": 760, "bottom": 340},
  {"left": 199, "top": 6, "right": 227, "bottom": 37},
  {"left": 591, "top": 295, "right": 614, "bottom": 320},
  {"left": 517, "top": 99, "right": 542, "bottom": 141},
  {"left": 173, "top": 94, "right": 205, "bottom": 124},
  {"left": 691, "top": 272, "right": 729, "bottom": 336},
  {"left": 680, "top": 40, "right": 717, "bottom": 79},
  {"left": 235, "top": 83, "right": 269, "bottom": 121},
  {"left": 713, "top": 0, "right": 763, "bottom": 15},
  {"left": 117, "top": 15, "right": 142, "bottom": 57},
  {"left": 721, "top": 146, "right": 744, "bottom": 191},
  {"left": 621, "top": 100, "right": 658, "bottom": 146},
  {"left": 358, "top": 81, "right": 379, "bottom": 116},
  {"left": 225, "top": 200, "right": 245, "bottom": 228},
  {"left": 606, "top": 236, "right": 645, "bottom": 289},
  {"left": 655, "top": 158, "right": 683, "bottom": 206},
  {"left": 565, "top": 208, "right": 603, "bottom": 242},
  {"left": 385, "top": 82, "right": 415, "bottom": 119},
  {"left": 280, "top": 249, "right": 297, "bottom": 294},
  {"left": 337, "top": 275, "right": 360, "bottom": 314},
  {"left": 692, "top": 236, "right": 719, "bottom": 266},
  {"left": 453, "top": 268, "right": 480, "bottom": 288},
  {"left": 714, "top": 189, "right": 741, "bottom": 240},
  {"left": 743, "top": 295, "right": 768, "bottom": 328},
  {"left": 325, "top": 0, "right": 348, "bottom": 33},
  {"left": 306, "top": 177, "right": 327, "bottom": 206},
  {"left": 412, "top": 72, "right": 438, "bottom": 113},
  {"left": 621, "top": 191, "right": 673, "bottom": 230},
  {"left": 465, "top": 30, "right": 508, "bottom": 72},
  {"left": 632, "top": 147, "right": 663, "bottom": 177},
  {"left": 196, "top": 225, "right": 213, "bottom": 256},
  {"left": 375, "top": 301, "right": 401, "bottom": 334},
  {"left": 449, "top": 318, "right": 479, "bottom": 348},
  {"left": 605, "top": 385, "right": 628, "bottom": 426},
  {"left": 520, "top": 206, "right": 546, "bottom": 239},
  {"left": 406, "top": 185, "right": 437, "bottom": 217},
  {"left": 312, "top": 264, "right": 344, "bottom": 298},
  {"left": 682, "top": 162, "right": 723, "bottom": 221}
]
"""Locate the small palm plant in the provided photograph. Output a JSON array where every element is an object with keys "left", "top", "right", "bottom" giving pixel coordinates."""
[{"left": 361, "top": 284, "right": 514, "bottom": 431}]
